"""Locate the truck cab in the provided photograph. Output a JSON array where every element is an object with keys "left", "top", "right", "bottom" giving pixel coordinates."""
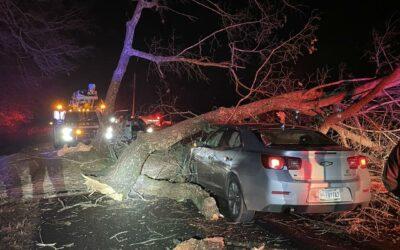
[
  {"left": 52, "top": 84, "right": 104, "bottom": 148},
  {"left": 53, "top": 110, "right": 100, "bottom": 148}
]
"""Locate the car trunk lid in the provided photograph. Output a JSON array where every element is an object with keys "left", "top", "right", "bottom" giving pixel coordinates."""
[{"left": 280, "top": 149, "right": 357, "bottom": 181}]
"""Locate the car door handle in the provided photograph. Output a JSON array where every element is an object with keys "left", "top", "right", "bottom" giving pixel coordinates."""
[{"left": 225, "top": 156, "right": 232, "bottom": 161}]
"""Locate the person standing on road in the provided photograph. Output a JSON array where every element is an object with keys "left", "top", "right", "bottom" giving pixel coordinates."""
[
  {"left": 131, "top": 115, "right": 146, "bottom": 140},
  {"left": 383, "top": 142, "right": 400, "bottom": 198}
]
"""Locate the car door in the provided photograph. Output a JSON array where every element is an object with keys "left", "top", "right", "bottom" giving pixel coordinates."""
[
  {"left": 209, "top": 129, "right": 243, "bottom": 196},
  {"left": 191, "top": 130, "right": 224, "bottom": 189}
]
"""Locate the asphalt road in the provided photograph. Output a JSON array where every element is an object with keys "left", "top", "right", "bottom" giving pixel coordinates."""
[
  {"left": 35, "top": 194, "right": 297, "bottom": 249},
  {"left": 22, "top": 194, "right": 383, "bottom": 249},
  {"left": 0, "top": 144, "right": 387, "bottom": 249},
  {"left": 0, "top": 145, "right": 87, "bottom": 202}
]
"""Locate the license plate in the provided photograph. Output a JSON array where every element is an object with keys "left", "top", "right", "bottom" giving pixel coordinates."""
[{"left": 319, "top": 189, "right": 341, "bottom": 202}]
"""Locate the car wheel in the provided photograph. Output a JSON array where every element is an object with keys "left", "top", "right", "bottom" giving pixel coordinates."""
[{"left": 226, "top": 176, "right": 255, "bottom": 223}]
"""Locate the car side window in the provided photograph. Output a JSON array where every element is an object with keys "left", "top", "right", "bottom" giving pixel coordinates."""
[
  {"left": 205, "top": 131, "right": 224, "bottom": 148},
  {"left": 216, "top": 129, "right": 241, "bottom": 149},
  {"left": 228, "top": 131, "right": 241, "bottom": 148}
]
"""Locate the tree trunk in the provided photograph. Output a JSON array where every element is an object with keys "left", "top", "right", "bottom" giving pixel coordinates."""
[
  {"left": 103, "top": 116, "right": 206, "bottom": 195},
  {"left": 104, "top": 0, "right": 148, "bottom": 113}
]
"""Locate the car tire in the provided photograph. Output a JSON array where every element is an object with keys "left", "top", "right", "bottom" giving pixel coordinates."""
[{"left": 226, "top": 175, "right": 255, "bottom": 223}]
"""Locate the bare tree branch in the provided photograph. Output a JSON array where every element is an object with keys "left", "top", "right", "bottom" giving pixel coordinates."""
[
  {"left": 0, "top": 0, "right": 90, "bottom": 77},
  {"left": 104, "top": 0, "right": 319, "bottom": 113}
]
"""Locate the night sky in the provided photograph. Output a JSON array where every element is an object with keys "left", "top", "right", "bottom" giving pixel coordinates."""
[{"left": 4, "top": 0, "right": 400, "bottom": 123}]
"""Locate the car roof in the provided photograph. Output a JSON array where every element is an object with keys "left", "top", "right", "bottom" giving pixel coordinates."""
[{"left": 215, "top": 123, "right": 316, "bottom": 131}]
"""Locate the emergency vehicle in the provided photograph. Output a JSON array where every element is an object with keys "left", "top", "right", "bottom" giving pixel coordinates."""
[
  {"left": 52, "top": 84, "right": 105, "bottom": 148},
  {"left": 105, "top": 111, "right": 173, "bottom": 143}
]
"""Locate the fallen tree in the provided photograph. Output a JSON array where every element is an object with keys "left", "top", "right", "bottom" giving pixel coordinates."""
[{"left": 92, "top": 66, "right": 400, "bottom": 195}]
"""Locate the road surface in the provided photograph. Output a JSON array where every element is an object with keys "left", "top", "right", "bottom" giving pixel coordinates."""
[{"left": 0, "top": 144, "right": 388, "bottom": 249}]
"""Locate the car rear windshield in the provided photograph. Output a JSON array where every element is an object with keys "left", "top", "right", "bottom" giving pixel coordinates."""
[
  {"left": 65, "top": 112, "right": 98, "bottom": 123},
  {"left": 257, "top": 129, "right": 338, "bottom": 147}
]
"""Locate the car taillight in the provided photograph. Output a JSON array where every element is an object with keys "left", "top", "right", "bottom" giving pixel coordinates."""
[
  {"left": 347, "top": 156, "right": 368, "bottom": 169},
  {"left": 261, "top": 155, "right": 284, "bottom": 170},
  {"left": 261, "top": 155, "right": 301, "bottom": 170}
]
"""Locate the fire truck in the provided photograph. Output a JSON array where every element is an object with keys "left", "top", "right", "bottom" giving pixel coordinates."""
[{"left": 52, "top": 84, "right": 105, "bottom": 148}]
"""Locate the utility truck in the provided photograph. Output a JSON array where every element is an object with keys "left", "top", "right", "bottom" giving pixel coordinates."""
[{"left": 52, "top": 84, "right": 105, "bottom": 148}]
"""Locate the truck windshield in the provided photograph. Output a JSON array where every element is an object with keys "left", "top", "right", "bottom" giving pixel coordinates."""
[
  {"left": 65, "top": 112, "right": 98, "bottom": 123},
  {"left": 258, "top": 129, "right": 338, "bottom": 147}
]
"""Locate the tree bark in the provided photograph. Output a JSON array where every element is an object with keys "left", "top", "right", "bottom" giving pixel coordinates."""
[{"left": 104, "top": 0, "right": 150, "bottom": 113}]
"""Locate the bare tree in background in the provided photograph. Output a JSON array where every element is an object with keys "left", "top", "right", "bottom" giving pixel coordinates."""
[
  {"left": 0, "top": 0, "right": 91, "bottom": 137},
  {"left": 0, "top": 0, "right": 90, "bottom": 77},
  {"left": 105, "top": 0, "right": 318, "bottom": 112}
]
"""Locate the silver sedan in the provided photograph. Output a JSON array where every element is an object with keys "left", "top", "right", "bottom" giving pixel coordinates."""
[{"left": 187, "top": 125, "right": 371, "bottom": 222}]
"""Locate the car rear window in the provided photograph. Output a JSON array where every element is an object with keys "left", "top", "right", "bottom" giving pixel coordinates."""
[{"left": 257, "top": 129, "right": 338, "bottom": 147}]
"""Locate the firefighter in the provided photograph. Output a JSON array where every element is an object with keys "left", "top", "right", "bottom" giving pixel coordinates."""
[
  {"left": 131, "top": 115, "right": 146, "bottom": 139},
  {"left": 87, "top": 83, "right": 97, "bottom": 96},
  {"left": 383, "top": 142, "right": 400, "bottom": 198}
]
